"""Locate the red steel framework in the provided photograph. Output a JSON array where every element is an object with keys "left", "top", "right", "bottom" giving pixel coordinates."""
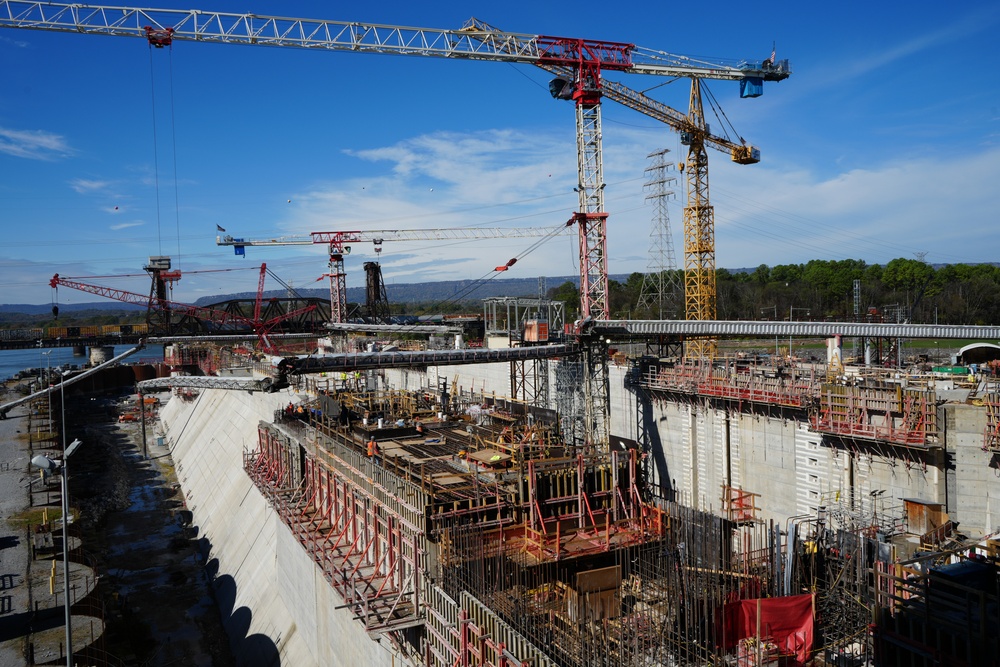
[
  {"left": 246, "top": 422, "right": 549, "bottom": 665},
  {"left": 513, "top": 451, "right": 666, "bottom": 562},
  {"left": 244, "top": 406, "right": 672, "bottom": 664},
  {"left": 641, "top": 360, "right": 817, "bottom": 408},
  {"left": 639, "top": 360, "right": 940, "bottom": 448},
  {"left": 246, "top": 424, "right": 422, "bottom": 636},
  {"left": 809, "top": 384, "right": 938, "bottom": 448}
]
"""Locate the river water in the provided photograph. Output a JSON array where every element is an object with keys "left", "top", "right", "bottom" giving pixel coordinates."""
[{"left": 0, "top": 344, "right": 164, "bottom": 382}]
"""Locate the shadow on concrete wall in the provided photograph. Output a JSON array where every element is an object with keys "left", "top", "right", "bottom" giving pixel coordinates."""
[
  {"left": 204, "top": 554, "right": 282, "bottom": 667},
  {"left": 624, "top": 365, "right": 675, "bottom": 500}
]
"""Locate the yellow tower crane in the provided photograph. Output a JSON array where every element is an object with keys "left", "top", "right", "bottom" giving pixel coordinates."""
[
  {"left": 0, "top": 3, "right": 790, "bottom": 334},
  {"left": 0, "top": 3, "right": 790, "bottom": 446}
]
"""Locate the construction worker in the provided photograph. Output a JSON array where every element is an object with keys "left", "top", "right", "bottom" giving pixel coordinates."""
[{"left": 367, "top": 437, "right": 379, "bottom": 465}]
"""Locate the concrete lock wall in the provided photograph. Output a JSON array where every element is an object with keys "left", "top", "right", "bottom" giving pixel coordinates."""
[
  {"left": 943, "top": 402, "right": 999, "bottom": 537},
  {"left": 631, "top": 397, "right": 948, "bottom": 529},
  {"left": 160, "top": 388, "right": 396, "bottom": 667},
  {"left": 89, "top": 345, "right": 115, "bottom": 365},
  {"left": 155, "top": 359, "right": 1000, "bottom": 667}
]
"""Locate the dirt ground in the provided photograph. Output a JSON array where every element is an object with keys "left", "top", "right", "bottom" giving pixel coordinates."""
[
  {"left": 0, "top": 381, "right": 235, "bottom": 666},
  {"left": 75, "top": 393, "right": 235, "bottom": 666}
]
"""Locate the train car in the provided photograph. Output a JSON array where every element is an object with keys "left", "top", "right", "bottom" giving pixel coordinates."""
[
  {"left": 101, "top": 324, "right": 121, "bottom": 336},
  {"left": 131, "top": 323, "right": 149, "bottom": 335},
  {"left": 48, "top": 326, "right": 68, "bottom": 338},
  {"left": 0, "top": 328, "right": 44, "bottom": 341},
  {"left": 78, "top": 325, "right": 101, "bottom": 337}
]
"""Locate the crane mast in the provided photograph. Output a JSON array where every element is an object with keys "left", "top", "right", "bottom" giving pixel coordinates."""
[{"left": 682, "top": 80, "right": 716, "bottom": 358}]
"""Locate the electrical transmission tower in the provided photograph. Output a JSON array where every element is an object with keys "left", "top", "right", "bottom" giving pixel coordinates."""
[{"left": 636, "top": 149, "right": 682, "bottom": 319}]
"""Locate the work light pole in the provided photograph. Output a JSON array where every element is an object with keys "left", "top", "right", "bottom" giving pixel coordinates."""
[{"left": 32, "top": 437, "right": 81, "bottom": 667}]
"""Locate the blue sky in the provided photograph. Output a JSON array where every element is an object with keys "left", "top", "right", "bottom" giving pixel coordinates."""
[{"left": 1, "top": 1, "right": 998, "bottom": 307}]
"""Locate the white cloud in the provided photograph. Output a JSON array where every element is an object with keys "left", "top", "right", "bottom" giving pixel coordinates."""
[
  {"left": 0, "top": 127, "right": 73, "bottom": 160},
  {"left": 110, "top": 221, "right": 144, "bottom": 231},
  {"left": 710, "top": 144, "right": 1000, "bottom": 268},
  {"left": 29, "top": 124, "right": 981, "bottom": 308},
  {"left": 278, "top": 129, "right": 588, "bottom": 289},
  {"left": 0, "top": 35, "right": 29, "bottom": 48},
  {"left": 70, "top": 178, "right": 112, "bottom": 193}
]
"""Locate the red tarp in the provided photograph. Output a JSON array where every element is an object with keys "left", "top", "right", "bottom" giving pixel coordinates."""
[{"left": 722, "top": 593, "right": 814, "bottom": 664}]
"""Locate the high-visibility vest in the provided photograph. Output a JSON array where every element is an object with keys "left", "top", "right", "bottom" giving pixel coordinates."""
[{"left": 367, "top": 440, "right": 377, "bottom": 457}]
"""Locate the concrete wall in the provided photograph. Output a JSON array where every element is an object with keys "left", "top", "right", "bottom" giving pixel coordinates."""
[
  {"left": 944, "top": 402, "right": 1000, "bottom": 537},
  {"left": 160, "top": 388, "right": 399, "bottom": 667},
  {"left": 635, "top": 396, "right": 954, "bottom": 531}
]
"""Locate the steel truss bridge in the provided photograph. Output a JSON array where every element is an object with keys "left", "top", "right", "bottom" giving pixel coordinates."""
[{"left": 590, "top": 319, "right": 1000, "bottom": 340}]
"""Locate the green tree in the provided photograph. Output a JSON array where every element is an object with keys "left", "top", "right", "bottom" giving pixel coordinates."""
[{"left": 548, "top": 281, "right": 580, "bottom": 319}]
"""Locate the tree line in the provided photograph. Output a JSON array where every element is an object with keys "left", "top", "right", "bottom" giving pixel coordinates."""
[
  {"left": 5, "top": 259, "right": 997, "bottom": 328},
  {"left": 548, "top": 259, "right": 1000, "bottom": 324}
]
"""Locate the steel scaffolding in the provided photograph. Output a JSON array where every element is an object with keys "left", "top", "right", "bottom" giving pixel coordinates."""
[{"left": 243, "top": 388, "right": 799, "bottom": 666}]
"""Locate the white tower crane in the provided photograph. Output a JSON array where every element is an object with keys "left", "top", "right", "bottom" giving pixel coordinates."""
[
  {"left": 0, "top": 2, "right": 790, "bottom": 327},
  {"left": 216, "top": 226, "right": 573, "bottom": 324},
  {"left": 1, "top": 2, "right": 790, "bottom": 447}
]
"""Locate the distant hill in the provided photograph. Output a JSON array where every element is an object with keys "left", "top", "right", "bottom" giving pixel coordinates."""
[
  {"left": 0, "top": 275, "right": 627, "bottom": 317},
  {"left": 192, "top": 275, "right": 631, "bottom": 307},
  {"left": 0, "top": 303, "right": 144, "bottom": 316}
]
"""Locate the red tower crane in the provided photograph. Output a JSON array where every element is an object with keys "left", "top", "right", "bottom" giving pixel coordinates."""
[
  {"left": 49, "top": 263, "right": 315, "bottom": 353},
  {"left": 0, "top": 2, "right": 790, "bottom": 328},
  {"left": 4, "top": 3, "right": 790, "bottom": 447}
]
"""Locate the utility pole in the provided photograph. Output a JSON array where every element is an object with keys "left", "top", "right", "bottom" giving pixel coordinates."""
[
  {"left": 789, "top": 306, "right": 811, "bottom": 359},
  {"left": 32, "top": 436, "right": 83, "bottom": 667},
  {"left": 760, "top": 306, "right": 778, "bottom": 357}
]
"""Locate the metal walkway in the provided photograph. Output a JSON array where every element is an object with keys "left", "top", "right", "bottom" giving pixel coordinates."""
[{"left": 278, "top": 343, "right": 583, "bottom": 374}]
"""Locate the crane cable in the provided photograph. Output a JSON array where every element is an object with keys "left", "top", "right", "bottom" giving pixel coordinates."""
[
  {"left": 420, "top": 223, "right": 568, "bottom": 313},
  {"left": 700, "top": 81, "right": 746, "bottom": 146},
  {"left": 147, "top": 39, "right": 183, "bottom": 267},
  {"left": 147, "top": 44, "right": 163, "bottom": 255},
  {"left": 167, "top": 44, "right": 183, "bottom": 272}
]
